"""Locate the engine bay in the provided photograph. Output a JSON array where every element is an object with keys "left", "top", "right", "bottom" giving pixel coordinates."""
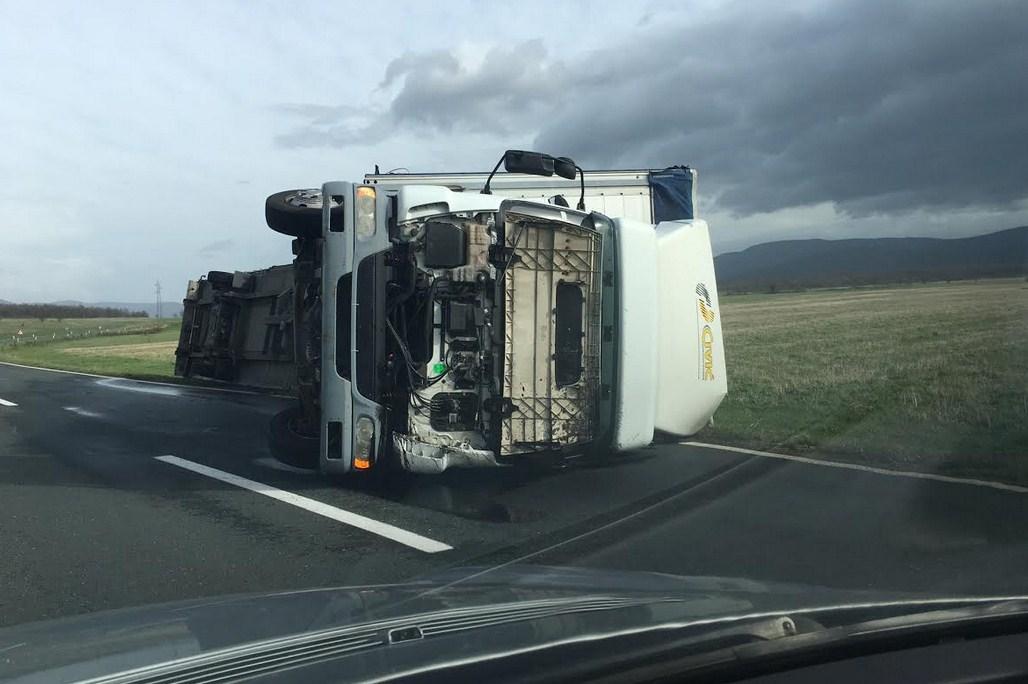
[
  {"left": 384, "top": 208, "right": 603, "bottom": 463},
  {"left": 385, "top": 212, "right": 498, "bottom": 459}
]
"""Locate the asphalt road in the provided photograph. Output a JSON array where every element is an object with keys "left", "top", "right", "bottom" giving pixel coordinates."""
[{"left": 2, "top": 361, "right": 1026, "bottom": 629}]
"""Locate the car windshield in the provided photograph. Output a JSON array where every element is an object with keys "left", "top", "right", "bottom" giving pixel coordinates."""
[{"left": 1, "top": 2, "right": 1026, "bottom": 682}]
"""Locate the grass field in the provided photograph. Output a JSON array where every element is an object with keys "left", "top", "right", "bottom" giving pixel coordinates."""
[
  {"left": 0, "top": 317, "right": 164, "bottom": 345},
  {"left": 699, "top": 278, "right": 1028, "bottom": 485},
  {"left": 0, "top": 320, "right": 179, "bottom": 381},
  {"left": 2, "top": 280, "right": 1026, "bottom": 484}
]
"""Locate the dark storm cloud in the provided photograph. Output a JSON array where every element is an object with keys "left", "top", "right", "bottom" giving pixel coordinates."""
[
  {"left": 380, "top": 39, "right": 566, "bottom": 135},
  {"left": 275, "top": 40, "right": 566, "bottom": 148},
  {"left": 544, "top": 0, "right": 1028, "bottom": 216},
  {"left": 275, "top": 0, "right": 1027, "bottom": 217}
]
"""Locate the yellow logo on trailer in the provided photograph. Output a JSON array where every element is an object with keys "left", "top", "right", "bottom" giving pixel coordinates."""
[
  {"left": 701, "top": 326, "right": 715, "bottom": 380},
  {"left": 699, "top": 299, "right": 716, "bottom": 323},
  {"left": 695, "top": 283, "right": 717, "bottom": 381}
]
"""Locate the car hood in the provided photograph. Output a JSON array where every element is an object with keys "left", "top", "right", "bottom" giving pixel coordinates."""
[{"left": 0, "top": 565, "right": 1008, "bottom": 683}]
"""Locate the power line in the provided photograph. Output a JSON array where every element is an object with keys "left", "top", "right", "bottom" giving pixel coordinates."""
[{"left": 154, "top": 280, "right": 162, "bottom": 320}]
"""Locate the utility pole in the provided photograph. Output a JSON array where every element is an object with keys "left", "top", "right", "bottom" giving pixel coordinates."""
[{"left": 154, "top": 280, "right": 162, "bottom": 320}]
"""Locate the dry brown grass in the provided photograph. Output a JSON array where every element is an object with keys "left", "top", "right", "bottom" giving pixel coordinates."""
[{"left": 61, "top": 340, "right": 178, "bottom": 361}]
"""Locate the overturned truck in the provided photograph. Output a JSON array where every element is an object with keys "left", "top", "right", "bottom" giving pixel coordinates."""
[
  {"left": 175, "top": 265, "right": 298, "bottom": 390},
  {"left": 176, "top": 151, "right": 727, "bottom": 478}
]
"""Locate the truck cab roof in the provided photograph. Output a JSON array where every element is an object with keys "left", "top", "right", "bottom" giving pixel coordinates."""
[{"left": 393, "top": 185, "right": 594, "bottom": 224}]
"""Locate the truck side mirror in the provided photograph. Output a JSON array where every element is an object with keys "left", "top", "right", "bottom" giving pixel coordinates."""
[
  {"left": 553, "top": 157, "right": 578, "bottom": 180},
  {"left": 482, "top": 150, "right": 576, "bottom": 195},
  {"left": 503, "top": 150, "right": 555, "bottom": 176}
]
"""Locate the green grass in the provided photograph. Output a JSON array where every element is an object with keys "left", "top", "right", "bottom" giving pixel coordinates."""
[
  {"left": 699, "top": 278, "right": 1028, "bottom": 485},
  {"left": 0, "top": 317, "right": 164, "bottom": 345},
  {"left": 0, "top": 320, "right": 179, "bottom": 381}
]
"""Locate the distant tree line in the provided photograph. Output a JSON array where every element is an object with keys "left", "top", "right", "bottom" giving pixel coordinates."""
[{"left": 0, "top": 303, "right": 149, "bottom": 320}]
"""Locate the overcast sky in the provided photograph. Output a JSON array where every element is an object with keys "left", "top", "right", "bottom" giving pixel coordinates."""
[{"left": 1, "top": 0, "right": 1025, "bottom": 303}]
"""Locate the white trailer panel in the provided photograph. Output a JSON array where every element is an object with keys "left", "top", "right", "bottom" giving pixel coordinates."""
[
  {"left": 366, "top": 169, "right": 661, "bottom": 223},
  {"left": 653, "top": 219, "right": 727, "bottom": 436}
]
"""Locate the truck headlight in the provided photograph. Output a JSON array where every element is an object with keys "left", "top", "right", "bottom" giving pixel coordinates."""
[
  {"left": 354, "top": 415, "right": 376, "bottom": 469},
  {"left": 355, "top": 187, "right": 376, "bottom": 241}
]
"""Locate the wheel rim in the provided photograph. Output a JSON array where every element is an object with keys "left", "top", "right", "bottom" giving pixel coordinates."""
[{"left": 283, "top": 190, "right": 340, "bottom": 210}]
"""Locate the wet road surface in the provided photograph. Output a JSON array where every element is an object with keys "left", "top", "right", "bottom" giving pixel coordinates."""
[{"left": 2, "top": 362, "right": 1026, "bottom": 628}]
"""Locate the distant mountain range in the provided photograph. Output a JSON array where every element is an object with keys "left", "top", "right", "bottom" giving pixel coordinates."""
[
  {"left": 6, "top": 227, "right": 1027, "bottom": 309},
  {"left": 714, "top": 226, "right": 1028, "bottom": 292},
  {"left": 0, "top": 300, "right": 184, "bottom": 318},
  {"left": 0, "top": 299, "right": 179, "bottom": 317}
]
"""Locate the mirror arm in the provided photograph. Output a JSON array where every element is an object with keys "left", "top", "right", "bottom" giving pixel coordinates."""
[
  {"left": 481, "top": 155, "right": 506, "bottom": 195},
  {"left": 576, "top": 165, "right": 586, "bottom": 210}
]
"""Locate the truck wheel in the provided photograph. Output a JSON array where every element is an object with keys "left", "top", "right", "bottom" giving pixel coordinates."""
[
  {"left": 268, "top": 406, "right": 319, "bottom": 469},
  {"left": 265, "top": 189, "right": 343, "bottom": 238}
]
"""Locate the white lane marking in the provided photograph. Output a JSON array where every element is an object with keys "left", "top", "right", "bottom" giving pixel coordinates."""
[
  {"left": 64, "top": 406, "right": 104, "bottom": 418},
  {"left": 96, "top": 378, "right": 182, "bottom": 397},
  {"left": 0, "top": 397, "right": 17, "bottom": 407},
  {"left": 683, "top": 441, "right": 1028, "bottom": 494},
  {"left": 0, "top": 360, "right": 290, "bottom": 398},
  {"left": 0, "top": 642, "right": 26, "bottom": 655},
  {"left": 154, "top": 455, "right": 453, "bottom": 553}
]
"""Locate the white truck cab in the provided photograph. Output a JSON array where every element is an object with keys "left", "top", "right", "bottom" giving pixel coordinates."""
[{"left": 310, "top": 152, "right": 726, "bottom": 476}]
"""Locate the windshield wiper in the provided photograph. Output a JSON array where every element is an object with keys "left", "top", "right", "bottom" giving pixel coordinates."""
[{"left": 566, "top": 598, "right": 1028, "bottom": 683}]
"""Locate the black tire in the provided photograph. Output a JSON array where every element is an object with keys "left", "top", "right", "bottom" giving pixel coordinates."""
[
  {"left": 268, "top": 406, "right": 319, "bottom": 469},
  {"left": 265, "top": 189, "right": 344, "bottom": 238}
]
